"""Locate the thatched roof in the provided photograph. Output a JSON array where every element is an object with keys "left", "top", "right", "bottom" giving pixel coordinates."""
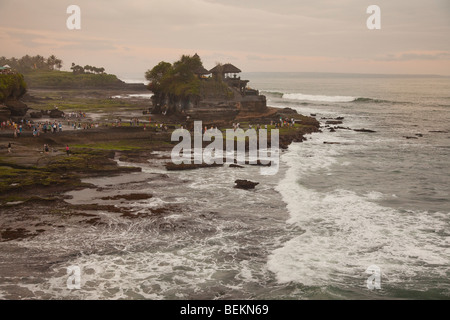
[
  {"left": 194, "top": 66, "right": 211, "bottom": 75},
  {"left": 210, "top": 63, "right": 241, "bottom": 74}
]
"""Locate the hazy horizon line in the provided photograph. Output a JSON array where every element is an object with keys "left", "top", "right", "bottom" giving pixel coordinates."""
[
  {"left": 241, "top": 71, "right": 450, "bottom": 77},
  {"left": 117, "top": 70, "right": 450, "bottom": 80}
]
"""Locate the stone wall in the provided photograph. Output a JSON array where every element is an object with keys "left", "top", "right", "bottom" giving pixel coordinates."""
[{"left": 239, "top": 95, "right": 267, "bottom": 112}]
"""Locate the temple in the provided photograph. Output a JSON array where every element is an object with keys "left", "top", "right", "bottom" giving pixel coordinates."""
[
  {"left": 149, "top": 54, "right": 268, "bottom": 121},
  {"left": 0, "top": 65, "right": 13, "bottom": 75}
]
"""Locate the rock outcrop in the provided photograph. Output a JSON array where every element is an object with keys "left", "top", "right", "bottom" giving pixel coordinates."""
[
  {"left": 326, "top": 120, "right": 343, "bottom": 125},
  {"left": 30, "top": 111, "right": 43, "bottom": 119},
  {"left": 49, "top": 109, "right": 65, "bottom": 118},
  {"left": 234, "top": 179, "right": 259, "bottom": 190},
  {"left": 165, "top": 163, "right": 223, "bottom": 171},
  {"left": 354, "top": 128, "right": 377, "bottom": 133},
  {"left": 5, "top": 100, "right": 29, "bottom": 117},
  {"left": 0, "top": 105, "right": 11, "bottom": 122}
]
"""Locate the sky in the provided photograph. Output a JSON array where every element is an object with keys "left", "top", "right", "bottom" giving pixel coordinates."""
[{"left": 1, "top": 0, "right": 450, "bottom": 78}]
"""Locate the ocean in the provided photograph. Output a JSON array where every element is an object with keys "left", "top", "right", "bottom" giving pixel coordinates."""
[
  {"left": 248, "top": 72, "right": 450, "bottom": 299},
  {"left": 1, "top": 73, "right": 448, "bottom": 300}
]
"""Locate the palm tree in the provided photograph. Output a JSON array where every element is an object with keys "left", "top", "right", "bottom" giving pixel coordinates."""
[{"left": 85, "top": 65, "right": 95, "bottom": 74}]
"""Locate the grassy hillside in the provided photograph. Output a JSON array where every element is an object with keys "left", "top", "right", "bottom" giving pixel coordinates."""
[
  {"left": 23, "top": 70, "right": 125, "bottom": 89},
  {"left": 0, "top": 74, "right": 27, "bottom": 102}
]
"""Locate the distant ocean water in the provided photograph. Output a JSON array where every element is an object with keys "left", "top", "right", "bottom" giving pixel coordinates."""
[
  {"left": 1, "top": 73, "right": 448, "bottom": 300},
  {"left": 249, "top": 72, "right": 450, "bottom": 299},
  {"left": 119, "top": 77, "right": 149, "bottom": 85}
]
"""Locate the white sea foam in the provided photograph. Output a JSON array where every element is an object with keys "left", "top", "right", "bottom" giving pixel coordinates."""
[
  {"left": 111, "top": 93, "right": 153, "bottom": 99},
  {"left": 120, "top": 79, "right": 150, "bottom": 85},
  {"left": 283, "top": 93, "right": 356, "bottom": 103},
  {"left": 269, "top": 131, "right": 450, "bottom": 290},
  {"left": 24, "top": 250, "right": 217, "bottom": 300}
]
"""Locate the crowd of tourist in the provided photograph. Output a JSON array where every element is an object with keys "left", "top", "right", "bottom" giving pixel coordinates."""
[{"left": 2, "top": 111, "right": 301, "bottom": 157}]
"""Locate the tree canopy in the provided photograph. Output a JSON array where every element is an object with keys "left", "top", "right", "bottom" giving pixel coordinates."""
[
  {"left": 71, "top": 63, "right": 106, "bottom": 75},
  {"left": 0, "top": 73, "right": 27, "bottom": 102},
  {"left": 145, "top": 54, "right": 203, "bottom": 99},
  {"left": 0, "top": 55, "right": 63, "bottom": 73}
]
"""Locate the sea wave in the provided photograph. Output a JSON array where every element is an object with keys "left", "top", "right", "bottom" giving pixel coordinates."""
[
  {"left": 352, "top": 97, "right": 390, "bottom": 103},
  {"left": 283, "top": 93, "right": 356, "bottom": 102},
  {"left": 111, "top": 93, "right": 154, "bottom": 99},
  {"left": 261, "top": 90, "right": 284, "bottom": 98},
  {"left": 262, "top": 90, "right": 393, "bottom": 104},
  {"left": 269, "top": 132, "right": 449, "bottom": 291},
  {"left": 120, "top": 79, "right": 150, "bottom": 85}
]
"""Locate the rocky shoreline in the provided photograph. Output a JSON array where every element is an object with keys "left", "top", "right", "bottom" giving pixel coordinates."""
[
  {"left": 1, "top": 84, "right": 399, "bottom": 246},
  {"left": 0, "top": 87, "right": 322, "bottom": 244}
]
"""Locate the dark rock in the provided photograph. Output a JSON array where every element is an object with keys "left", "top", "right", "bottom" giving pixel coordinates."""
[
  {"left": 310, "top": 114, "right": 317, "bottom": 117},
  {"left": 165, "top": 163, "right": 223, "bottom": 171},
  {"left": 404, "top": 136, "right": 418, "bottom": 140},
  {"left": 5, "top": 100, "right": 29, "bottom": 117},
  {"left": 101, "top": 193, "right": 153, "bottom": 201},
  {"left": 280, "top": 108, "right": 297, "bottom": 114},
  {"left": 0, "top": 105, "right": 11, "bottom": 121},
  {"left": 326, "top": 120, "right": 343, "bottom": 125},
  {"left": 415, "top": 134, "right": 423, "bottom": 137},
  {"left": 234, "top": 179, "right": 259, "bottom": 190},
  {"left": 49, "top": 109, "right": 65, "bottom": 118},
  {"left": 354, "top": 128, "right": 377, "bottom": 133},
  {"left": 30, "top": 111, "right": 43, "bottom": 119},
  {"left": 335, "top": 126, "right": 352, "bottom": 130},
  {"left": 429, "top": 130, "right": 448, "bottom": 133},
  {"left": 329, "top": 128, "right": 336, "bottom": 132},
  {"left": 229, "top": 164, "right": 244, "bottom": 168},
  {"left": 324, "top": 142, "right": 341, "bottom": 145}
]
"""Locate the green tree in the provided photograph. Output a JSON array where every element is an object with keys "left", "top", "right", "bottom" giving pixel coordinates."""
[
  {"left": 47, "top": 55, "right": 57, "bottom": 70},
  {"left": 0, "top": 73, "right": 27, "bottom": 102},
  {"left": 55, "top": 59, "right": 63, "bottom": 71},
  {"left": 145, "top": 61, "right": 173, "bottom": 93},
  {"left": 145, "top": 54, "right": 205, "bottom": 114}
]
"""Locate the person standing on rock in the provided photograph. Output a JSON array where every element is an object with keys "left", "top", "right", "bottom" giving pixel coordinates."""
[
  {"left": 7, "top": 142, "right": 11, "bottom": 153},
  {"left": 66, "top": 145, "right": 70, "bottom": 156}
]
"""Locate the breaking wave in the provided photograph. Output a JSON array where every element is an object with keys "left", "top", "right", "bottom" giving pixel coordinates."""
[
  {"left": 283, "top": 93, "right": 356, "bottom": 102},
  {"left": 352, "top": 97, "right": 391, "bottom": 103},
  {"left": 262, "top": 90, "right": 393, "bottom": 104}
]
